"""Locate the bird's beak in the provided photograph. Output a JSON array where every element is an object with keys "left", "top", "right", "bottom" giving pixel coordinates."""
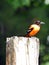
[{"left": 40, "top": 22, "right": 45, "bottom": 24}]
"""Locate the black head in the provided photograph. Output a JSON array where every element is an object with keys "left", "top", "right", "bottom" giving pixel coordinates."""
[{"left": 34, "top": 20, "right": 45, "bottom": 25}]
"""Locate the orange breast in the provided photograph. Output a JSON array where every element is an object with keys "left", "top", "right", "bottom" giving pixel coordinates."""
[{"left": 28, "top": 24, "right": 40, "bottom": 36}]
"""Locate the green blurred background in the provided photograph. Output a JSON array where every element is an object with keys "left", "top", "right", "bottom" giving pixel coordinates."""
[{"left": 0, "top": 0, "right": 49, "bottom": 65}]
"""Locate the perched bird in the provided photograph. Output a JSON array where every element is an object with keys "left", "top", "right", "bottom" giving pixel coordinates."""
[{"left": 25, "top": 20, "right": 45, "bottom": 37}]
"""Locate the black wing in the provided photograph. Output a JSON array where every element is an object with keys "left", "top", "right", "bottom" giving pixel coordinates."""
[{"left": 27, "top": 28, "right": 34, "bottom": 33}]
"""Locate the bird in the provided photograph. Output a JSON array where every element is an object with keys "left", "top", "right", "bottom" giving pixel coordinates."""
[{"left": 25, "top": 20, "right": 45, "bottom": 37}]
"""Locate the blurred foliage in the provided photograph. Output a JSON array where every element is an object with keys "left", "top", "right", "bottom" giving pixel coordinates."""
[
  {"left": 7, "top": 0, "right": 30, "bottom": 9},
  {"left": 0, "top": 0, "right": 49, "bottom": 65}
]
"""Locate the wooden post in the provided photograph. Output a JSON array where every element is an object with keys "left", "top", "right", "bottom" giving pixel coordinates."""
[{"left": 6, "top": 36, "right": 40, "bottom": 65}]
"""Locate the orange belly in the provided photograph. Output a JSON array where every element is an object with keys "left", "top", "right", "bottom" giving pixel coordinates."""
[
  {"left": 26, "top": 24, "right": 40, "bottom": 37},
  {"left": 28, "top": 29, "right": 40, "bottom": 36}
]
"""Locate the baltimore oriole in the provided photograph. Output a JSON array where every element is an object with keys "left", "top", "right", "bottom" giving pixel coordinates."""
[{"left": 25, "top": 20, "right": 45, "bottom": 37}]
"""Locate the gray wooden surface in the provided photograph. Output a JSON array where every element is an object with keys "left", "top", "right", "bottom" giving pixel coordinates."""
[{"left": 6, "top": 36, "right": 40, "bottom": 65}]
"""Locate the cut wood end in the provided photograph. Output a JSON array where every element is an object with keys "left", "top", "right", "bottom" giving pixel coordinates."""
[{"left": 6, "top": 36, "right": 39, "bottom": 42}]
